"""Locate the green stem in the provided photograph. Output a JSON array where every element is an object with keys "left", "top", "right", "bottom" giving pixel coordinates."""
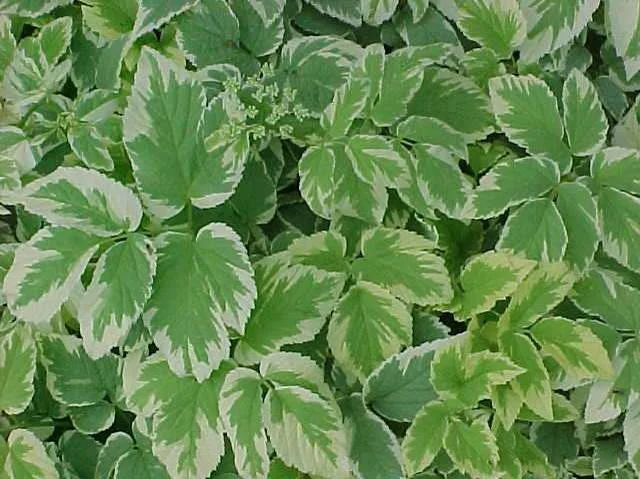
[{"left": 16, "top": 99, "right": 42, "bottom": 129}]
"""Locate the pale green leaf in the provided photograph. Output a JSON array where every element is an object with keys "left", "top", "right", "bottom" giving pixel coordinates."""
[
  {"left": 0, "top": 16, "right": 14, "bottom": 81},
  {"left": 78, "top": 234, "right": 156, "bottom": 359},
  {"left": 20, "top": 167, "right": 142, "bottom": 237},
  {"left": 347, "top": 135, "right": 407, "bottom": 187},
  {"left": 457, "top": 0, "right": 526, "bottom": 58},
  {"left": 39, "top": 17, "right": 73, "bottom": 66},
  {"left": 489, "top": 74, "right": 572, "bottom": 172},
  {"left": 607, "top": 0, "right": 640, "bottom": 79},
  {"left": 598, "top": 186, "right": 640, "bottom": 273},
  {"left": 624, "top": 396, "right": 640, "bottom": 475},
  {"left": 402, "top": 400, "right": 449, "bottom": 476},
  {"left": 3, "top": 227, "right": 100, "bottom": 324},
  {"left": 443, "top": 419, "right": 499, "bottom": 479},
  {"left": 530, "top": 317, "right": 614, "bottom": 379},
  {"left": 144, "top": 223, "right": 255, "bottom": 381},
  {"left": 591, "top": 147, "right": 640, "bottom": 195},
  {"left": 0, "top": 0, "right": 70, "bottom": 16},
  {"left": 235, "top": 255, "right": 344, "bottom": 365},
  {"left": 395, "top": 115, "right": 468, "bottom": 160},
  {"left": 2, "top": 429, "right": 58, "bottom": 479},
  {"left": 288, "top": 231, "right": 349, "bottom": 273},
  {"left": 299, "top": 145, "right": 336, "bottom": 220},
  {"left": 408, "top": 0, "right": 430, "bottom": 22},
  {"left": 0, "top": 127, "right": 37, "bottom": 174},
  {"left": 492, "top": 384, "right": 524, "bottom": 430},
  {"left": 0, "top": 324, "right": 36, "bottom": 415},
  {"left": 260, "top": 351, "right": 333, "bottom": 401},
  {"left": 328, "top": 281, "right": 412, "bottom": 381},
  {"left": 321, "top": 76, "right": 370, "bottom": 139},
  {"left": 562, "top": 69, "right": 607, "bottom": 156}
]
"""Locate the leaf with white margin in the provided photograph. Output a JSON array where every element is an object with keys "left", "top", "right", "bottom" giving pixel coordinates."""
[
  {"left": 531, "top": 317, "right": 613, "bottom": 379},
  {"left": 0, "top": 16, "right": 14, "bottom": 79},
  {"left": 3, "top": 227, "right": 100, "bottom": 324},
  {"left": 340, "top": 393, "right": 404, "bottom": 479},
  {"left": 305, "top": 0, "right": 361, "bottom": 26},
  {"left": 0, "top": 0, "right": 70, "bottom": 16},
  {"left": 346, "top": 135, "right": 408, "bottom": 187},
  {"left": 0, "top": 127, "right": 37, "bottom": 173},
  {"left": 571, "top": 267, "right": 640, "bottom": 330},
  {"left": 371, "top": 44, "right": 452, "bottom": 127},
  {"left": 454, "top": 251, "right": 536, "bottom": 319},
  {"left": 555, "top": 181, "right": 599, "bottom": 272},
  {"left": 0, "top": 324, "right": 36, "bottom": 415},
  {"left": 81, "top": 0, "right": 137, "bottom": 40},
  {"left": 69, "top": 401, "right": 116, "bottom": 435},
  {"left": 562, "top": 69, "right": 607, "bottom": 156},
  {"left": 411, "top": 144, "right": 473, "bottom": 219},
  {"left": 499, "top": 331, "right": 553, "bottom": 420},
  {"left": 133, "top": 0, "right": 198, "bottom": 38},
  {"left": 498, "top": 262, "right": 575, "bottom": 331},
  {"left": 0, "top": 154, "right": 20, "bottom": 198},
  {"left": 402, "top": 400, "right": 449, "bottom": 476},
  {"left": 585, "top": 379, "right": 623, "bottom": 424},
  {"left": 126, "top": 354, "right": 231, "bottom": 479},
  {"left": 591, "top": 147, "right": 640, "bottom": 195},
  {"left": 235, "top": 255, "right": 344, "bottom": 365},
  {"left": 457, "top": 0, "right": 526, "bottom": 58},
  {"left": 492, "top": 384, "right": 524, "bottom": 430},
  {"left": 288, "top": 231, "right": 350, "bottom": 274},
  {"left": 321, "top": 76, "right": 370, "bottom": 139},
  {"left": 299, "top": 145, "right": 336, "bottom": 220},
  {"left": 144, "top": 223, "right": 255, "bottom": 381},
  {"left": 364, "top": 336, "right": 460, "bottom": 422},
  {"left": 38, "top": 334, "right": 120, "bottom": 407},
  {"left": 497, "top": 198, "right": 568, "bottom": 263},
  {"left": 349, "top": 43, "right": 384, "bottom": 114},
  {"left": 79, "top": 234, "right": 156, "bottom": 359},
  {"left": 260, "top": 352, "right": 334, "bottom": 401},
  {"left": 468, "top": 156, "right": 560, "bottom": 219},
  {"left": 220, "top": 368, "right": 269, "bottom": 479},
  {"left": 20, "top": 167, "right": 142, "bottom": 237},
  {"left": 328, "top": 281, "right": 412, "bottom": 381},
  {"left": 597, "top": 186, "right": 640, "bottom": 273},
  {"left": 361, "top": 0, "right": 398, "bottom": 25},
  {"left": 2, "top": 429, "right": 58, "bottom": 479},
  {"left": 408, "top": 0, "right": 429, "bottom": 22},
  {"left": 489, "top": 74, "right": 572, "bottom": 172},
  {"left": 607, "top": 0, "right": 640, "bottom": 79},
  {"left": 95, "top": 432, "right": 135, "bottom": 479},
  {"left": 351, "top": 227, "right": 452, "bottom": 306},
  {"left": 444, "top": 419, "right": 499, "bottom": 479},
  {"left": 408, "top": 66, "right": 494, "bottom": 141},
  {"left": 124, "top": 48, "right": 245, "bottom": 219},
  {"left": 263, "top": 385, "right": 349, "bottom": 478},
  {"left": 624, "top": 394, "right": 640, "bottom": 474},
  {"left": 519, "top": 0, "right": 600, "bottom": 63},
  {"left": 395, "top": 116, "right": 468, "bottom": 160}
]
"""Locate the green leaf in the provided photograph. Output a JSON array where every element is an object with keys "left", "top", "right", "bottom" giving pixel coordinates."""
[
  {"left": 78, "top": 234, "right": 156, "bottom": 359},
  {"left": 123, "top": 48, "right": 246, "bottom": 219},
  {"left": 299, "top": 145, "right": 336, "bottom": 220},
  {"left": 263, "top": 385, "right": 349, "bottom": 478},
  {"left": 597, "top": 186, "right": 640, "bottom": 273},
  {"left": 468, "top": 156, "right": 560, "bottom": 218},
  {"left": 555, "top": 181, "right": 599, "bottom": 272},
  {"left": 591, "top": 147, "right": 640, "bottom": 196},
  {"left": 530, "top": 317, "right": 613, "bottom": 379},
  {"left": 81, "top": 0, "right": 137, "bottom": 40},
  {"left": 371, "top": 44, "right": 452, "bottom": 127},
  {"left": 340, "top": 393, "right": 404, "bottom": 479},
  {"left": 492, "top": 383, "right": 524, "bottom": 430},
  {"left": 562, "top": 69, "right": 608, "bottom": 156},
  {"left": 347, "top": 135, "right": 407, "bottom": 186},
  {"left": 2, "top": 429, "right": 58, "bottom": 479},
  {"left": 410, "top": 144, "right": 473, "bottom": 219},
  {"left": 571, "top": 267, "right": 640, "bottom": 330},
  {"left": 134, "top": 0, "right": 198, "bottom": 38},
  {"left": 361, "top": 0, "right": 398, "bottom": 25},
  {"left": 363, "top": 339, "right": 447, "bottom": 422},
  {"left": 96, "top": 432, "right": 134, "bottom": 479},
  {"left": 395, "top": 115, "right": 468, "bottom": 160},
  {"left": 144, "top": 223, "right": 255, "bottom": 381},
  {"left": 0, "top": 324, "right": 36, "bottom": 415},
  {"left": 457, "top": 0, "right": 526, "bottom": 58},
  {"left": 321, "top": 76, "right": 370, "bottom": 139},
  {"left": 220, "top": 368, "right": 269, "bottom": 479},
  {"left": 489, "top": 74, "right": 572, "bottom": 172},
  {"left": 39, "top": 334, "right": 119, "bottom": 406},
  {"left": 402, "top": 400, "right": 449, "bottom": 476},
  {"left": 0, "top": 17, "right": 14, "bottom": 81},
  {"left": 499, "top": 331, "right": 553, "bottom": 419},
  {"left": 624, "top": 397, "right": 640, "bottom": 475},
  {"left": 454, "top": 251, "right": 536, "bottom": 318},
  {"left": 328, "top": 280, "right": 412, "bottom": 380},
  {"left": 69, "top": 401, "right": 116, "bottom": 435},
  {"left": 235, "top": 255, "right": 344, "bottom": 365},
  {"left": 499, "top": 262, "right": 575, "bottom": 330},
  {"left": 0, "top": 127, "right": 37, "bottom": 174},
  {"left": 351, "top": 227, "right": 452, "bottom": 306},
  {"left": 21, "top": 167, "right": 142, "bottom": 237},
  {"left": 593, "top": 435, "right": 627, "bottom": 476},
  {"left": 288, "top": 231, "right": 349, "bottom": 273},
  {"left": 260, "top": 351, "right": 334, "bottom": 401},
  {"left": 126, "top": 355, "right": 231, "bottom": 479},
  {"left": 304, "top": 0, "right": 362, "bottom": 26},
  {"left": 497, "top": 198, "right": 568, "bottom": 262},
  {"left": 0, "top": 0, "right": 70, "bottom": 16},
  {"left": 3, "top": 227, "right": 100, "bottom": 324},
  {"left": 443, "top": 419, "right": 499, "bottom": 479},
  {"left": 409, "top": 66, "right": 494, "bottom": 141},
  {"left": 607, "top": 0, "right": 640, "bottom": 79}
]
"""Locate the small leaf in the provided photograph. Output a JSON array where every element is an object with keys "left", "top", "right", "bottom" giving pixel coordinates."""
[
  {"left": 395, "top": 115, "right": 468, "bottom": 160},
  {"left": 2, "top": 429, "right": 58, "bottom": 479},
  {"left": 443, "top": 419, "right": 499, "bottom": 479},
  {"left": 591, "top": 147, "right": 640, "bottom": 195},
  {"left": 0, "top": 324, "right": 36, "bottom": 415},
  {"left": 402, "top": 400, "right": 449, "bottom": 476}
]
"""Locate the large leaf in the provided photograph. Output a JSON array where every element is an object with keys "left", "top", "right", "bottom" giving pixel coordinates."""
[
  {"left": 20, "top": 167, "right": 142, "bottom": 237},
  {"left": 123, "top": 48, "right": 246, "bottom": 219},
  {"left": 351, "top": 227, "right": 452, "bottom": 306},
  {"left": 607, "top": 0, "right": 640, "bottom": 79},
  {"left": 489, "top": 74, "right": 572, "bottom": 172},
  {"left": 143, "top": 223, "right": 255, "bottom": 381},
  {"left": 78, "top": 234, "right": 156, "bottom": 359},
  {"left": 235, "top": 255, "right": 344, "bottom": 365},
  {"left": 3, "top": 227, "right": 100, "bottom": 324},
  {"left": 220, "top": 368, "right": 269, "bottom": 479},
  {"left": 0, "top": 324, "right": 36, "bottom": 415},
  {"left": 328, "top": 281, "right": 413, "bottom": 381},
  {"left": 1, "top": 429, "right": 58, "bottom": 479},
  {"left": 127, "top": 355, "right": 230, "bottom": 479}
]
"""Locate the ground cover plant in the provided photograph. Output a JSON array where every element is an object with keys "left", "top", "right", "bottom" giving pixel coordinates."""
[{"left": 1, "top": 0, "right": 640, "bottom": 478}]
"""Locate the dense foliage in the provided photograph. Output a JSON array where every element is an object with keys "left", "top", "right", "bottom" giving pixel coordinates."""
[{"left": 1, "top": 0, "right": 640, "bottom": 478}]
